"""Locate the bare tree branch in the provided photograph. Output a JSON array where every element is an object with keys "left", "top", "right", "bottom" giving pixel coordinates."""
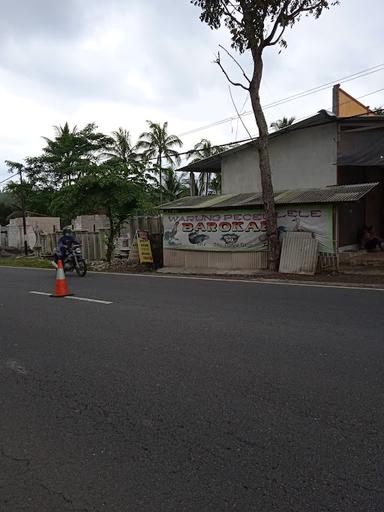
[
  {"left": 219, "top": 44, "right": 251, "bottom": 83},
  {"left": 228, "top": 86, "right": 254, "bottom": 140},
  {"left": 215, "top": 52, "right": 249, "bottom": 91}
]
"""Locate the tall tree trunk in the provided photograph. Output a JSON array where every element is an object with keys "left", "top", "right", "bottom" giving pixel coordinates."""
[
  {"left": 250, "top": 50, "right": 280, "bottom": 271},
  {"left": 158, "top": 152, "right": 163, "bottom": 205}
]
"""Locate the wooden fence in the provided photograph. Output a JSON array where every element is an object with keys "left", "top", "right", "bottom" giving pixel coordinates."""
[
  {"left": 38, "top": 216, "right": 164, "bottom": 263},
  {"left": 40, "top": 231, "right": 107, "bottom": 261}
]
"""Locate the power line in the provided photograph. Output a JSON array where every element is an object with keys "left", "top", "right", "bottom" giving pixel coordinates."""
[
  {"left": 0, "top": 172, "right": 18, "bottom": 186},
  {"left": 176, "top": 85, "right": 384, "bottom": 163},
  {"left": 284, "top": 86, "right": 384, "bottom": 128},
  {"left": 178, "top": 63, "right": 384, "bottom": 137}
]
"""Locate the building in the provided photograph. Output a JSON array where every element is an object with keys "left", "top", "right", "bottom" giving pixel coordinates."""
[
  {"left": 160, "top": 88, "right": 384, "bottom": 272},
  {"left": 72, "top": 214, "right": 109, "bottom": 232},
  {"left": 4, "top": 216, "right": 60, "bottom": 250}
]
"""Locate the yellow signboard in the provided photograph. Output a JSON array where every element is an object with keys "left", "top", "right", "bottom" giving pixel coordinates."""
[{"left": 137, "top": 230, "right": 154, "bottom": 264}]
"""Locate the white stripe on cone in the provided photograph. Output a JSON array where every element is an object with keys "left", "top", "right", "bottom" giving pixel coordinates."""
[{"left": 57, "top": 266, "right": 65, "bottom": 280}]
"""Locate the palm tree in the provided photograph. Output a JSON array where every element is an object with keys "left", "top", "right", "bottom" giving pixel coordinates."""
[
  {"left": 188, "top": 138, "right": 222, "bottom": 161},
  {"left": 270, "top": 116, "right": 296, "bottom": 131},
  {"left": 137, "top": 121, "right": 183, "bottom": 204},
  {"left": 210, "top": 174, "right": 221, "bottom": 194},
  {"left": 105, "top": 128, "right": 138, "bottom": 166},
  {"left": 161, "top": 168, "right": 188, "bottom": 203},
  {"left": 103, "top": 128, "right": 144, "bottom": 182},
  {"left": 188, "top": 138, "right": 228, "bottom": 195}
]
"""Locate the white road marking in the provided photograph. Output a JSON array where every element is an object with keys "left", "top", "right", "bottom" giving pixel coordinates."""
[
  {"left": 65, "top": 296, "right": 113, "bottom": 305},
  {"left": 29, "top": 291, "right": 112, "bottom": 304}
]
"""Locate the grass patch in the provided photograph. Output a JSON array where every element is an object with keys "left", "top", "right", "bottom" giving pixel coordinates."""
[{"left": 0, "top": 257, "right": 52, "bottom": 269}]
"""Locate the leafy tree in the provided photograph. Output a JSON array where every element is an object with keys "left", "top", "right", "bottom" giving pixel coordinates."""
[
  {"left": 191, "top": 0, "right": 339, "bottom": 269},
  {"left": 373, "top": 106, "right": 384, "bottom": 115},
  {"left": 0, "top": 192, "right": 13, "bottom": 225},
  {"left": 26, "top": 122, "right": 113, "bottom": 188},
  {"left": 137, "top": 121, "right": 183, "bottom": 204},
  {"left": 5, "top": 181, "right": 56, "bottom": 217},
  {"left": 52, "top": 169, "right": 145, "bottom": 262},
  {"left": 270, "top": 116, "right": 296, "bottom": 131},
  {"left": 5, "top": 160, "right": 57, "bottom": 218}
]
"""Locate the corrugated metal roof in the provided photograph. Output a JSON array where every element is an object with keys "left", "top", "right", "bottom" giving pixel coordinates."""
[{"left": 160, "top": 183, "right": 378, "bottom": 210}]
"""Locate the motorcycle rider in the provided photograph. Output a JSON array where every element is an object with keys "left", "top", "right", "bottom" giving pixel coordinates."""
[{"left": 53, "top": 226, "right": 80, "bottom": 268}]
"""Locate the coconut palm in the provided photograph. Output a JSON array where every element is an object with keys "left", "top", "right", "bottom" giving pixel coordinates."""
[
  {"left": 270, "top": 116, "right": 296, "bottom": 131},
  {"left": 188, "top": 138, "right": 223, "bottom": 161},
  {"left": 103, "top": 128, "right": 145, "bottom": 182},
  {"left": 188, "top": 138, "right": 228, "bottom": 195},
  {"left": 105, "top": 128, "right": 138, "bottom": 165},
  {"left": 137, "top": 121, "right": 183, "bottom": 204},
  {"left": 161, "top": 168, "right": 189, "bottom": 203}
]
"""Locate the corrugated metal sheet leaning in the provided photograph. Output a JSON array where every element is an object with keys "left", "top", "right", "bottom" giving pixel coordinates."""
[{"left": 279, "top": 232, "right": 319, "bottom": 275}]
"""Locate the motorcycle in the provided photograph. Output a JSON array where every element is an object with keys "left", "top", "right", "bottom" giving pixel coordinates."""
[{"left": 54, "top": 244, "right": 87, "bottom": 277}]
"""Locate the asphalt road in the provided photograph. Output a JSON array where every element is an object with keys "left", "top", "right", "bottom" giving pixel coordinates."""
[{"left": 1, "top": 267, "right": 384, "bottom": 511}]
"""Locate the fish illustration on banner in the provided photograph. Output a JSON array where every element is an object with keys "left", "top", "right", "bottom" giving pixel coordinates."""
[{"left": 163, "top": 206, "right": 333, "bottom": 253}]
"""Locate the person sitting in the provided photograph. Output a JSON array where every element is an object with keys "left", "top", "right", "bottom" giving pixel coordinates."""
[
  {"left": 53, "top": 226, "right": 79, "bottom": 266},
  {"left": 360, "top": 226, "right": 384, "bottom": 252}
]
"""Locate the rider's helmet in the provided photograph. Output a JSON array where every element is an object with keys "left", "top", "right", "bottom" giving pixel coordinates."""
[{"left": 62, "top": 226, "right": 73, "bottom": 236}]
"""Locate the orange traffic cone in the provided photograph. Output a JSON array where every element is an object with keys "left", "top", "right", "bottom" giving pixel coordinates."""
[{"left": 51, "top": 260, "right": 72, "bottom": 298}]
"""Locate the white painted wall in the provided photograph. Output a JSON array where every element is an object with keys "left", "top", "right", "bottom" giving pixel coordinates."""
[
  {"left": 222, "top": 123, "right": 338, "bottom": 194},
  {"left": 7, "top": 225, "right": 36, "bottom": 249},
  {"left": 73, "top": 214, "right": 109, "bottom": 232},
  {"left": 9, "top": 216, "right": 60, "bottom": 233},
  {"left": 6, "top": 216, "right": 60, "bottom": 249}
]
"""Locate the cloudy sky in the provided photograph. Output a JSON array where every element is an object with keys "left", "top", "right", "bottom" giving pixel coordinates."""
[{"left": 1, "top": 0, "right": 383, "bottom": 184}]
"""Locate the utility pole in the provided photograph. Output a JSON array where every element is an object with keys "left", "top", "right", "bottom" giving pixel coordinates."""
[{"left": 18, "top": 167, "right": 28, "bottom": 256}]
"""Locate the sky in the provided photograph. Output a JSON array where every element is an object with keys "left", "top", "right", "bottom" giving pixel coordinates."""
[{"left": 1, "top": 0, "right": 383, "bottom": 185}]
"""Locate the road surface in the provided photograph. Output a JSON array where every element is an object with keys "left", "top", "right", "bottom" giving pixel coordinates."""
[{"left": 1, "top": 267, "right": 384, "bottom": 511}]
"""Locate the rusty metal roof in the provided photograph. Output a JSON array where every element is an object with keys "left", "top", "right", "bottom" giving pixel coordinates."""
[{"left": 160, "top": 183, "right": 378, "bottom": 210}]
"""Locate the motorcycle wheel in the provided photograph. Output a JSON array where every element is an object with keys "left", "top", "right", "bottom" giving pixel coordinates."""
[{"left": 75, "top": 260, "right": 87, "bottom": 277}]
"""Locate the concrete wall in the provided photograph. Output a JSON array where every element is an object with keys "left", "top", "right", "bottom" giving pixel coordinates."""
[
  {"left": 9, "top": 216, "right": 61, "bottom": 233},
  {"left": 6, "top": 225, "right": 37, "bottom": 249},
  {"left": 222, "top": 123, "right": 338, "bottom": 194},
  {"left": 73, "top": 215, "right": 109, "bottom": 232}
]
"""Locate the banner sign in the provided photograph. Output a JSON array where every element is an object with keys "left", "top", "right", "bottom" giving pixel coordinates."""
[
  {"left": 127, "top": 233, "right": 139, "bottom": 264},
  {"left": 137, "top": 230, "right": 154, "bottom": 264},
  {"left": 128, "top": 230, "right": 154, "bottom": 264},
  {"left": 163, "top": 206, "right": 333, "bottom": 253}
]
